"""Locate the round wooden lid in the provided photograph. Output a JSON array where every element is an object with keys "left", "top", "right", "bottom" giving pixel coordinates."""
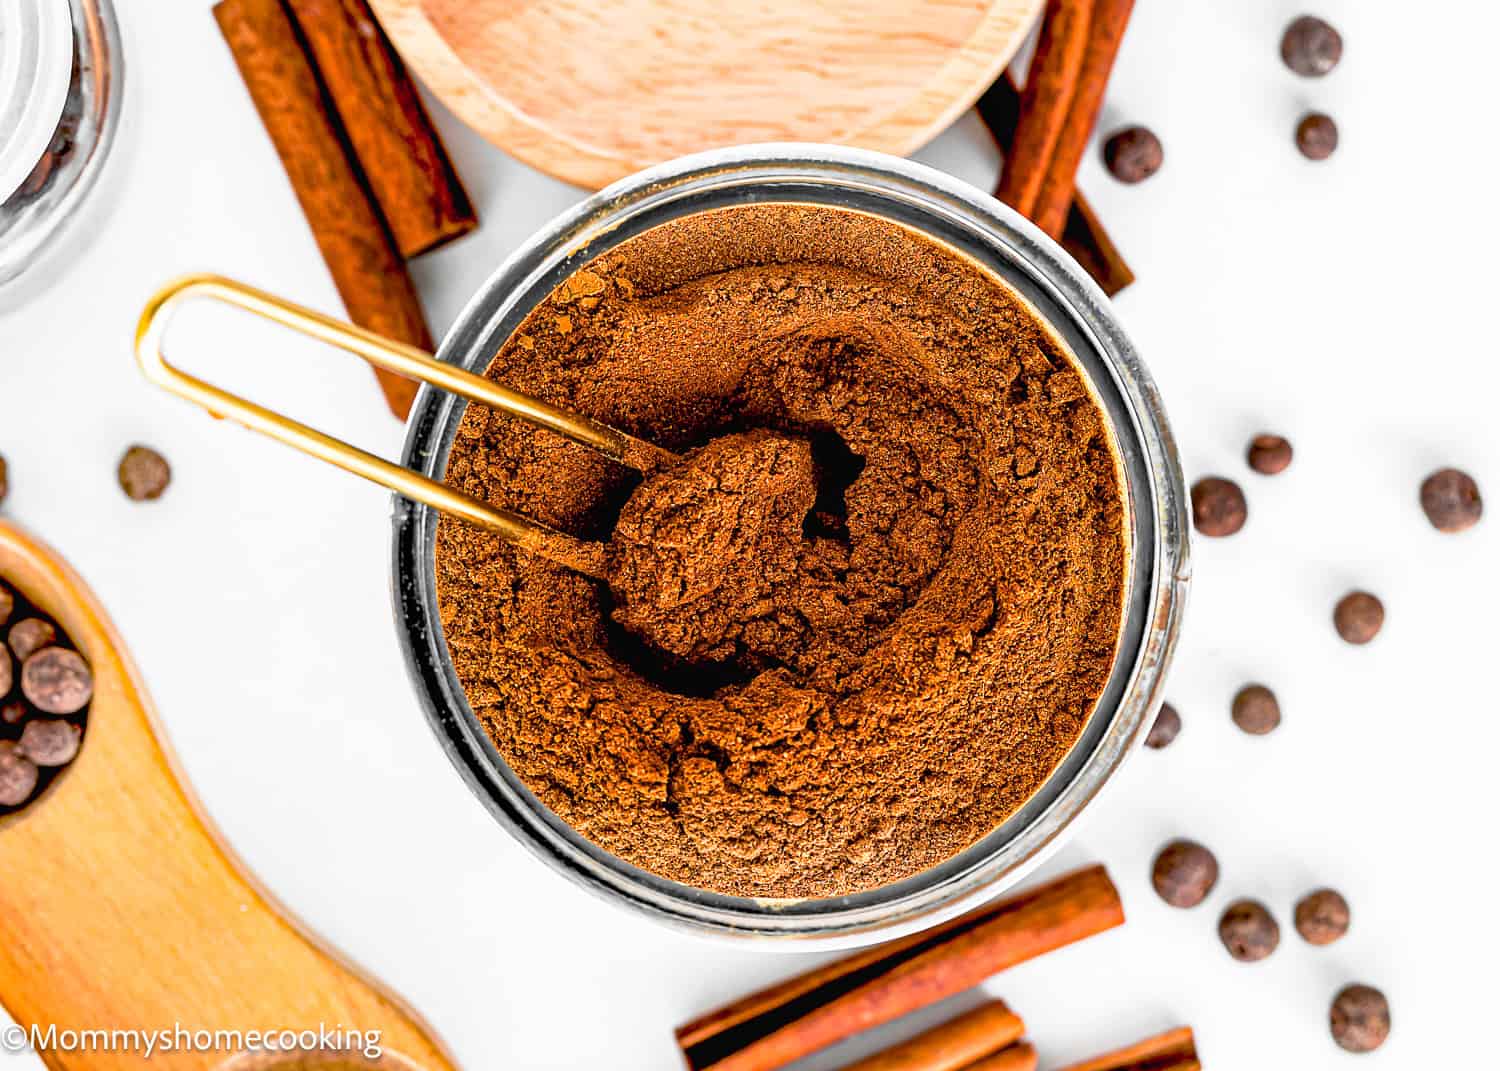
[{"left": 370, "top": 0, "right": 1040, "bottom": 189}]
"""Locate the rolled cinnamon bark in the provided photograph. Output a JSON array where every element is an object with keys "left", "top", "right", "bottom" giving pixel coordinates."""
[
  {"left": 1060, "top": 196, "right": 1135, "bottom": 296},
  {"left": 975, "top": 72, "right": 1134, "bottom": 296},
  {"left": 961, "top": 1042, "right": 1038, "bottom": 1071},
  {"left": 837, "top": 1001, "right": 1024, "bottom": 1071},
  {"left": 214, "top": 0, "right": 427, "bottom": 418},
  {"left": 1055, "top": 1026, "right": 1199, "bottom": 1071},
  {"left": 1031, "top": 0, "right": 1137, "bottom": 238},
  {"left": 994, "top": 0, "right": 1093, "bottom": 220},
  {"left": 283, "top": 0, "right": 475, "bottom": 258},
  {"left": 676, "top": 865, "right": 1124, "bottom": 1071}
]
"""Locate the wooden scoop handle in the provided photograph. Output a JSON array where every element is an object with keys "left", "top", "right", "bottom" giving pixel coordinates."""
[{"left": 0, "top": 520, "right": 460, "bottom": 1071}]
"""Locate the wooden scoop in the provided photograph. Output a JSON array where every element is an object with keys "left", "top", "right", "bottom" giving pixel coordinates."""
[
  {"left": 0, "top": 520, "right": 459, "bottom": 1071},
  {"left": 136, "top": 275, "right": 677, "bottom": 581}
]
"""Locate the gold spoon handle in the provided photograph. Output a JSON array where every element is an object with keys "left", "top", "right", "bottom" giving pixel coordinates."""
[{"left": 133, "top": 273, "right": 639, "bottom": 580}]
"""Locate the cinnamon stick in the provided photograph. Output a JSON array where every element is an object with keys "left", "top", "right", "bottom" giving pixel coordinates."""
[
  {"left": 961, "top": 1042, "right": 1038, "bottom": 1071},
  {"left": 1031, "top": 0, "right": 1137, "bottom": 238},
  {"left": 1059, "top": 195, "right": 1135, "bottom": 296},
  {"left": 282, "top": 0, "right": 475, "bottom": 257},
  {"left": 975, "top": 73, "right": 1133, "bottom": 296},
  {"left": 214, "top": 0, "right": 426, "bottom": 418},
  {"left": 837, "top": 1001, "right": 1024, "bottom": 1071},
  {"left": 675, "top": 865, "right": 1124, "bottom": 1071},
  {"left": 1055, "top": 1027, "right": 1199, "bottom": 1071},
  {"left": 994, "top": 0, "right": 1093, "bottom": 220}
]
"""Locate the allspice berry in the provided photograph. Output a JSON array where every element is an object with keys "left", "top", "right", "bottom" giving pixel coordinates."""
[
  {"left": 1420, "top": 468, "right": 1482, "bottom": 532},
  {"left": 1, "top": 701, "right": 27, "bottom": 726},
  {"left": 1151, "top": 839, "right": 1219, "bottom": 908},
  {"left": 0, "top": 584, "right": 12, "bottom": 626},
  {"left": 1191, "top": 477, "right": 1247, "bottom": 537},
  {"left": 1145, "top": 702, "right": 1181, "bottom": 749},
  {"left": 18, "top": 718, "right": 81, "bottom": 767},
  {"left": 1103, "top": 126, "right": 1164, "bottom": 184},
  {"left": 0, "top": 648, "right": 10, "bottom": 697},
  {"left": 1330, "top": 984, "right": 1390, "bottom": 1053},
  {"left": 1333, "top": 591, "right": 1384, "bottom": 644},
  {"left": 21, "top": 647, "right": 93, "bottom": 714},
  {"left": 1231, "top": 684, "right": 1281, "bottom": 735},
  {"left": 0, "top": 741, "right": 39, "bottom": 808},
  {"left": 1296, "top": 113, "right": 1339, "bottom": 160},
  {"left": 0, "top": 452, "right": 8, "bottom": 507},
  {"left": 1281, "top": 15, "right": 1344, "bottom": 77},
  {"left": 1295, "top": 887, "right": 1351, "bottom": 945},
  {"left": 118, "top": 445, "right": 172, "bottom": 502},
  {"left": 1218, "top": 899, "right": 1279, "bottom": 962},
  {"left": 8, "top": 617, "right": 56, "bottom": 662},
  {"left": 1247, "top": 434, "right": 1293, "bottom": 475}
]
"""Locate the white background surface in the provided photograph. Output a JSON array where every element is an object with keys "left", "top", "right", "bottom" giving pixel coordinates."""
[{"left": 2, "top": 0, "right": 1495, "bottom": 1066}]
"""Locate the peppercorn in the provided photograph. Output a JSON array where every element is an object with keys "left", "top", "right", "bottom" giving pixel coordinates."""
[
  {"left": 1295, "top": 888, "right": 1350, "bottom": 945},
  {"left": 1151, "top": 839, "right": 1219, "bottom": 908},
  {"left": 1191, "top": 477, "right": 1247, "bottom": 537},
  {"left": 1231, "top": 684, "right": 1281, "bottom": 735},
  {"left": 1218, "top": 899, "right": 1280, "bottom": 962},
  {"left": 1333, "top": 592, "right": 1384, "bottom": 645},
  {"left": 1281, "top": 15, "right": 1344, "bottom": 77},
  {"left": 1103, "top": 126, "right": 1164, "bottom": 184},
  {"left": 1420, "top": 468, "right": 1482, "bottom": 532},
  {"left": 1330, "top": 984, "right": 1390, "bottom": 1053}
]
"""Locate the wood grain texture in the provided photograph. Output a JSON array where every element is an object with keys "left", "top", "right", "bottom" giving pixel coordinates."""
[
  {"left": 368, "top": 0, "right": 1045, "bottom": 189},
  {"left": 0, "top": 521, "right": 458, "bottom": 1071}
]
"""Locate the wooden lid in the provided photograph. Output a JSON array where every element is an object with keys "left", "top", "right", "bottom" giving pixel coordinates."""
[{"left": 369, "top": 0, "right": 1040, "bottom": 189}]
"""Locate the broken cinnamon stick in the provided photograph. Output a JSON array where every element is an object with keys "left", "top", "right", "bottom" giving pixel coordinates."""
[
  {"left": 838, "top": 1001, "right": 1024, "bottom": 1071},
  {"left": 961, "top": 1042, "right": 1038, "bottom": 1071},
  {"left": 283, "top": 0, "right": 475, "bottom": 258},
  {"left": 1032, "top": 0, "right": 1137, "bottom": 237},
  {"left": 1055, "top": 1026, "right": 1199, "bottom": 1071},
  {"left": 214, "top": 0, "right": 426, "bottom": 418},
  {"left": 994, "top": 0, "right": 1093, "bottom": 220},
  {"left": 675, "top": 865, "right": 1124, "bottom": 1071},
  {"left": 975, "top": 73, "right": 1134, "bottom": 296}
]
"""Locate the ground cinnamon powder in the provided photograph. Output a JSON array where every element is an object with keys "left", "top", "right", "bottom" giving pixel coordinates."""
[{"left": 435, "top": 203, "right": 1126, "bottom": 899}]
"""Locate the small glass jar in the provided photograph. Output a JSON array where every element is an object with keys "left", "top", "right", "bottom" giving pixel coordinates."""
[{"left": 0, "top": 0, "right": 123, "bottom": 305}]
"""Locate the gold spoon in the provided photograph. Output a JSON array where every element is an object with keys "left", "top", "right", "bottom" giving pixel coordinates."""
[{"left": 135, "top": 275, "right": 677, "bottom": 580}]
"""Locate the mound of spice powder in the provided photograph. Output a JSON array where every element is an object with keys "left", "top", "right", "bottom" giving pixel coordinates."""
[{"left": 435, "top": 204, "right": 1126, "bottom": 898}]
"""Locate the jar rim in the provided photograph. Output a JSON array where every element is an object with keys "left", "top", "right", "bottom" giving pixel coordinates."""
[{"left": 0, "top": 0, "right": 73, "bottom": 204}]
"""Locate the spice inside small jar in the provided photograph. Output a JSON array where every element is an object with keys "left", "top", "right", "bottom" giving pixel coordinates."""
[
  {"left": 435, "top": 203, "right": 1131, "bottom": 900},
  {"left": 0, "top": 0, "right": 123, "bottom": 299}
]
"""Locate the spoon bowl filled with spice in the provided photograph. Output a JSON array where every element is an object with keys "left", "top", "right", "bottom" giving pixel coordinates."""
[{"left": 136, "top": 145, "right": 1190, "bottom": 946}]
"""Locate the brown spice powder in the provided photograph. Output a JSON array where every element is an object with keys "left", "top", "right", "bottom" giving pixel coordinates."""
[{"left": 435, "top": 203, "right": 1126, "bottom": 899}]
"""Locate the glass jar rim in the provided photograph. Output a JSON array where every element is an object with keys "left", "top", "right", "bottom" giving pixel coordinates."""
[{"left": 0, "top": 0, "right": 74, "bottom": 204}]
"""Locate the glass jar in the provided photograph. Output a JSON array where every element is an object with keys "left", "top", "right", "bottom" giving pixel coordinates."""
[
  {"left": 0, "top": 0, "right": 123, "bottom": 305},
  {"left": 390, "top": 146, "right": 1192, "bottom": 947}
]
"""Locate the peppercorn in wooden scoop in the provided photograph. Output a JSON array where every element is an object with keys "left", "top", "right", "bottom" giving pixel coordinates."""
[{"left": 0, "top": 519, "right": 459, "bottom": 1069}]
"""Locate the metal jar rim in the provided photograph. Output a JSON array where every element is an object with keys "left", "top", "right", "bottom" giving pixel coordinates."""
[{"left": 391, "top": 144, "right": 1191, "bottom": 949}]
